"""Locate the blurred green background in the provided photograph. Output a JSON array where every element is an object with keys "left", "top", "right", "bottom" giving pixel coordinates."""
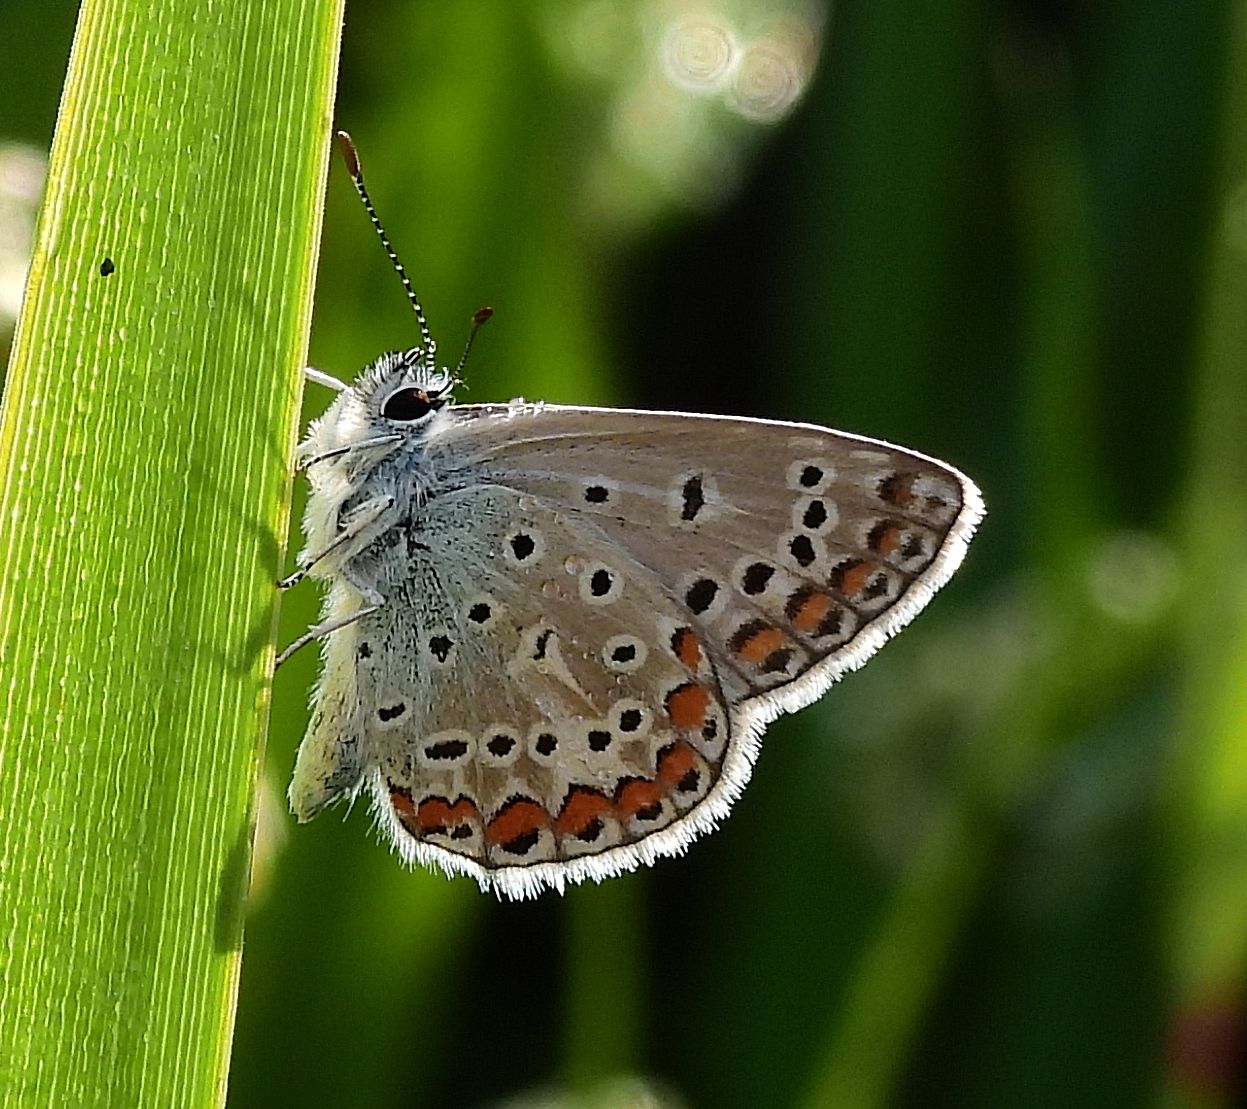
[{"left": 5, "top": 0, "right": 1246, "bottom": 1106}]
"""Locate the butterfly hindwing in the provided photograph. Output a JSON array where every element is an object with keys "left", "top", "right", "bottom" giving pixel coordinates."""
[{"left": 344, "top": 486, "right": 735, "bottom": 897}]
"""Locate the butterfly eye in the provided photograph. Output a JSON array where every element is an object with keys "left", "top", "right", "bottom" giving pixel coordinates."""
[{"left": 381, "top": 387, "right": 432, "bottom": 422}]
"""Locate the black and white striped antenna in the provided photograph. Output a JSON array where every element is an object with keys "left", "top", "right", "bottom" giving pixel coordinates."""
[{"left": 335, "top": 130, "right": 436, "bottom": 362}]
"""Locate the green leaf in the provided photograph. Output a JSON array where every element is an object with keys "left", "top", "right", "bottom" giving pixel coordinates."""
[{"left": 0, "top": 2, "right": 344, "bottom": 1105}]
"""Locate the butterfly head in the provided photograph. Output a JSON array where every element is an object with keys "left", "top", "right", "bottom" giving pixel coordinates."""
[
  {"left": 297, "top": 347, "right": 452, "bottom": 480},
  {"left": 360, "top": 346, "right": 455, "bottom": 426}
]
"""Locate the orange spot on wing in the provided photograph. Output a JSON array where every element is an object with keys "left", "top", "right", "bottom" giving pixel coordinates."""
[
  {"left": 735, "top": 626, "right": 785, "bottom": 663},
  {"left": 830, "top": 558, "right": 874, "bottom": 598},
  {"left": 416, "top": 798, "right": 453, "bottom": 831},
  {"left": 417, "top": 796, "right": 479, "bottom": 834},
  {"left": 615, "top": 778, "right": 664, "bottom": 820},
  {"left": 790, "top": 590, "right": 834, "bottom": 632},
  {"left": 666, "top": 683, "right": 710, "bottom": 730},
  {"left": 556, "top": 787, "right": 612, "bottom": 837},
  {"left": 657, "top": 742, "right": 698, "bottom": 789},
  {"left": 870, "top": 523, "right": 904, "bottom": 556},
  {"left": 879, "top": 472, "right": 916, "bottom": 506},
  {"left": 671, "top": 627, "right": 702, "bottom": 668},
  {"left": 486, "top": 798, "right": 549, "bottom": 845}
]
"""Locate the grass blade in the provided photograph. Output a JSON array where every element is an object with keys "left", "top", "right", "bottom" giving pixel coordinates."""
[{"left": 0, "top": 1, "right": 344, "bottom": 1104}]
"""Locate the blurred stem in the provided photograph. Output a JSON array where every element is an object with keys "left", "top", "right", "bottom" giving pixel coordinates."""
[
  {"left": 800, "top": 28, "right": 1124, "bottom": 1109},
  {"left": 561, "top": 877, "right": 645, "bottom": 1091},
  {"left": 799, "top": 796, "right": 993, "bottom": 1109},
  {"left": 1009, "top": 76, "right": 1103, "bottom": 577},
  {"left": 1160, "top": 4, "right": 1247, "bottom": 1106}
]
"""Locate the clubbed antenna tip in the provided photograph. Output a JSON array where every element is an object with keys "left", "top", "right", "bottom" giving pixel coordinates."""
[
  {"left": 455, "top": 306, "right": 495, "bottom": 382},
  {"left": 334, "top": 128, "right": 436, "bottom": 359},
  {"left": 335, "top": 130, "right": 361, "bottom": 178}
]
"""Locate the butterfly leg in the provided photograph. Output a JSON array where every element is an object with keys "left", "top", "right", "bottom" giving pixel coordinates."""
[
  {"left": 279, "top": 495, "right": 395, "bottom": 590},
  {"left": 297, "top": 433, "right": 403, "bottom": 472},
  {"left": 275, "top": 601, "right": 382, "bottom": 668},
  {"left": 303, "top": 365, "right": 349, "bottom": 392}
]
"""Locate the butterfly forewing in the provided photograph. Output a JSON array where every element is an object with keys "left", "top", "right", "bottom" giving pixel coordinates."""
[{"left": 444, "top": 405, "right": 980, "bottom": 704}]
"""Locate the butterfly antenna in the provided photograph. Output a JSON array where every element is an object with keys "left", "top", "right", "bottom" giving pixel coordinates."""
[
  {"left": 451, "top": 307, "right": 494, "bottom": 389},
  {"left": 335, "top": 130, "right": 437, "bottom": 362}
]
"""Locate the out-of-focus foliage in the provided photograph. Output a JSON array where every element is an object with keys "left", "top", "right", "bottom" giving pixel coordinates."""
[{"left": 4, "top": 0, "right": 1245, "bottom": 1105}]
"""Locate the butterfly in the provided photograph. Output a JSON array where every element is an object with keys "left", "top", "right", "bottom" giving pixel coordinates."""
[{"left": 279, "top": 133, "right": 985, "bottom": 900}]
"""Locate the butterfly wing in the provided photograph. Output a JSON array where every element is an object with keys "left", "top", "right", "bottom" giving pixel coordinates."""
[
  {"left": 343, "top": 487, "right": 737, "bottom": 898},
  {"left": 295, "top": 403, "right": 983, "bottom": 899},
  {"left": 447, "top": 403, "right": 984, "bottom": 714}
]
